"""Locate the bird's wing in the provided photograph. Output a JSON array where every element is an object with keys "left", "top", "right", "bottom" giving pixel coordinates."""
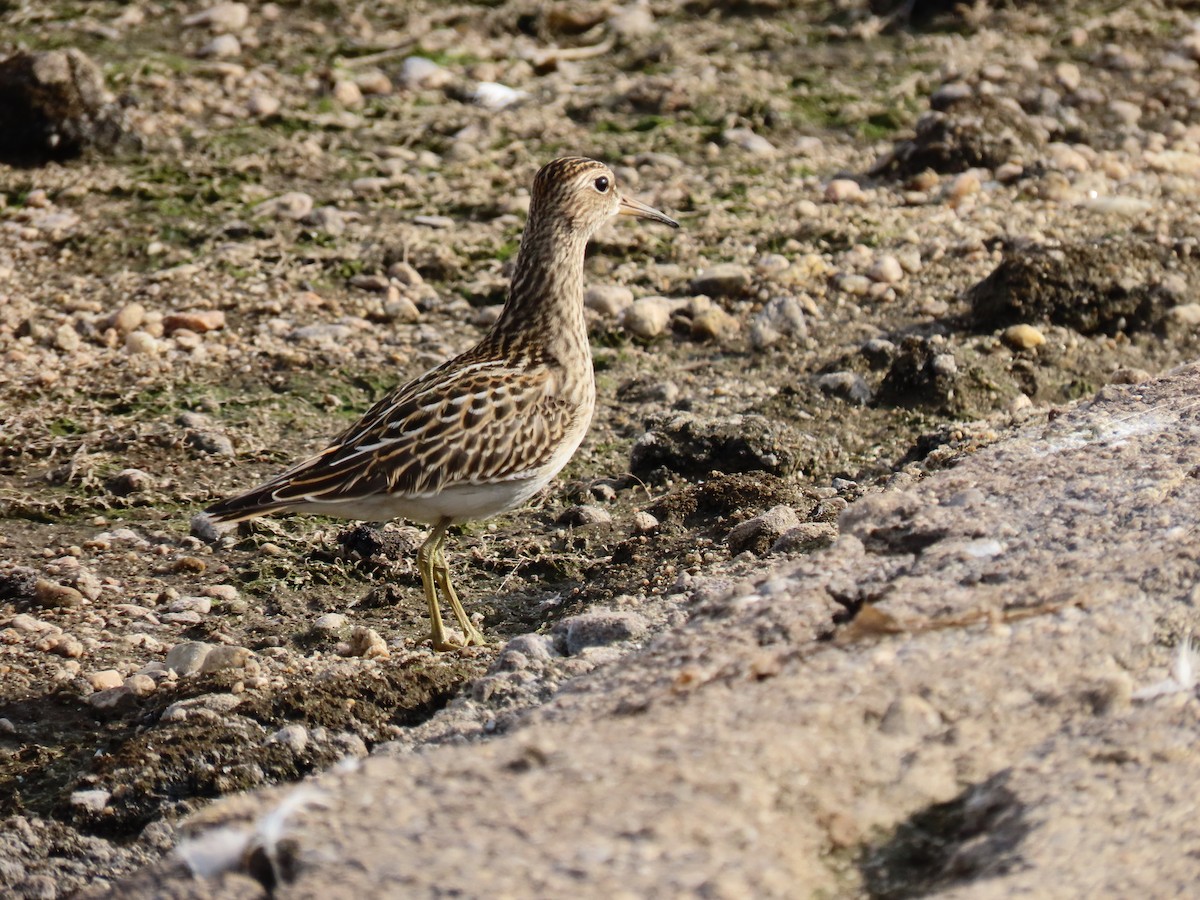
[{"left": 206, "top": 356, "right": 578, "bottom": 520}]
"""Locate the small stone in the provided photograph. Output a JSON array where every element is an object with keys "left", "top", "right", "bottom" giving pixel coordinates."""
[
  {"left": 400, "top": 56, "right": 451, "bottom": 89},
  {"left": 880, "top": 695, "right": 942, "bottom": 737},
  {"left": 817, "top": 372, "right": 873, "bottom": 405},
  {"left": 622, "top": 298, "right": 672, "bottom": 339},
  {"left": 722, "top": 127, "right": 776, "bottom": 155},
  {"left": 867, "top": 255, "right": 904, "bottom": 284},
  {"left": 557, "top": 505, "right": 613, "bottom": 528},
  {"left": 584, "top": 285, "right": 634, "bottom": 317},
  {"left": 1002, "top": 324, "right": 1045, "bottom": 350},
  {"left": 355, "top": 69, "right": 392, "bottom": 96},
  {"left": 169, "top": 595, "right": 212, "bottom": 614},
  {"left": 346, "top": 626, "right": 389, "bottom": 659},
  {"left": 770, "top": 522, "right": 839, "bottom": 554},
  {"left": 387, "top": 261, "right": 424, "bottom": 286},
  {"left": 1109, "top": 367, "right": 1151, "bottom": 385},
  {"left": 197, "top": 34, "right": 241, "bottom": 58},
  {"left": 33, "top": 579, "right": 84, "bottom": 609},
  {"left": 560, "top": 610, "right": 648, "bottom": 655},
  {"left": 383, "top": 292, "right": 421, "bottom": 323},
  {"left": 89, "top": 669, "right": 123, "bottom": 691},
  {"left": 54, "top": 322, "right": 80, "bottom": 352},
  {"left": 947, "top": 171, "right": 981, "bottom": 201},
  {"left": 183, "top": 3, "right": 249, "bottom": 32},
  {"left": 70, "top": 789, "right": 112, "bottom": 813},
  {"left": 727, "top": 506, "right": 802, "bottom": 555},
  {"left": 1109, "top": 100, "right": 1141, "bottom": 127},
  {"left": 256, "top": 191, "right": 314, "bottom": 220},
  {"left": 632, "top": 511, "right": 659, "bottom": 533},
  {"left": 268, "top": 723, "right": 309, "bottom": 753},
  {"left": 124, "top": 673, "right": 156, "bottom": 696},
  {"left": 200, "top": 645, "right": 252, "bottom": 674},
  {"left": 163, "top": 310, "right": 225, "bottom": 334},
  {"left": 165, "top": 641, "right": 213, "bottom": 676},
  {"left": 825, "top": 179, "right": 865, "bottom": 203},
  {"left": 110, "top": 302, "right": 145, "bottom": 333},
  {"left": 306, "top": 206, "right": 345, "bottom": 236},
  {"left": 690, "top": 263, "right": 751, "bottom": 298},
  {"left": 472, "top": 82, "right": 528, "bottom": 110},
  {"left": 314, "top": 613, "right": 348, "bottom": 633},
  {"left": 835, "top": 274, "right": 871, "bottom": 296},
  {"left": 332, "top": 79, "right": 364, "bottom": 108},
  {"left": 690, "top": 305, "right": 739, "bottom": 342},
  {"left": 1167, "top": 304, "right": 1200, "bottom": 327},
  {"left": 172, "top": 555, "right": 207, "bottom": 574},
  {"left": 125, "top": 331, "right": 160, "bottom": 355},
  {"left": 185, "top": 430, "right": 235, "bottom": 456},
  {"left": 247, "top": 91, "right": 281, "bottom": 118},
  {"left": 1055, "top": 61, "right": 1082, "bottom": 91},
  {"left": 750, "top": 295, "right": 808, "bottom": 350},
  {"left": 190, "top": 512, "right": 224, "bottom": 543}
]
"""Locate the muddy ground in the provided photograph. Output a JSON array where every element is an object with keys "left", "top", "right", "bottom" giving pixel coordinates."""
[{"left": 3, "top": 0, "right": 1200, "bottom": 895}]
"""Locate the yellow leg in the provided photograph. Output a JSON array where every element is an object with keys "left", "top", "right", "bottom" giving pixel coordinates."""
[
  {"left": 417, "top": 519, "right": 486, "bottom": 651},
  {"left": 431, "top": 538, "right": 486, "bottom": 647},
  {"left": 416, "top": 522, "right": 454, "bottom": 651}
]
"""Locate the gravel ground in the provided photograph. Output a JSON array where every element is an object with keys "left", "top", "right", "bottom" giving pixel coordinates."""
[{"left": 4, "top": 0, "right": 1200, "bottom": 895}]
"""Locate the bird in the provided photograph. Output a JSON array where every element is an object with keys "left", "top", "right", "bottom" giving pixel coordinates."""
[{"left": 205, "top": 157, "right": 679, "bottom": 651}]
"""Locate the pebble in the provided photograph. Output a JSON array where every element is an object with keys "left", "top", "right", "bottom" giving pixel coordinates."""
[
  {"left": 560, "top": 610, "right": 649, "bottom": 655},
  {"left": 947, "top": 171, "right": 981, "bottom": 201},
  {"left": 387, "top": 261, "right": 424, "bottom": 286},
  {"left": 200, "top": 645, "right": 252, "bottom": 674},
  {"left": 332, "top": 79, "right": 364, "bottom": 108},
  {"left": 256, "top": 191, "right": 314, "bottom": 220},
  {"left": 622, "top": 298, "right": 672, "bottom": 339},
  {"left": 169, "top": 596, "right": 212, "bottom": 614},
  {"left": 632, "top": 511, "right": 659, "bottom": 533},
  {"left": 1079, "top": 196, "right": 1152, "bottom": 217},
  {"left": 400, "top": 56, "right": 451, "bottom": 89},
  {"left": 346, "top": 626, "right": 389, "bottom": 659},
  {"left": 247, "top": 91, "right": 281, "bottom": 118},
  {"left": 1055, "top": 61, "right": 1082, "bottom": 91},
  {"left": 269, "top": 723, "right": 309, "bottom": 753},
  {"left": 1002, "top": 324, "right": 1046, "bottom": 350},
  {"left": 204, "top": 584, "right": 240, "bottom": 603},
  {"left": 314, "top": 613, "right": 348, "bottom": 633},
  {"left": 472, "top": 82, "right": 529, "bottom": 110},
  {"left": 124, "top": 673, "right": 157, "bottom": 696},
  {"left": 750, "top": 295, "right": 808, "bottom": 350},
  {"left": 383, "top": 292, "right": 421, "bottom": 323},
  {"left": 825, "top": 179, "right": 865, "bottom": 203},
  {"left": 1166, "top": 304, "right": 1200, "bottom": 327},
  {"left": 584, "top": 285, "right": 634, "bottom": 317},
  {"left": 54, "top": 322, "right": 80, "bottom": 352},
  {"left": 727, "top": 506, "right": 802, "bottom": 555},
  {"left": 307, "top": 206, "right": 346, "bottom": 235},
  {"left": 185, "top": 429, "right": 235, "bottom": 456},
  {"left": 70, "top": 789, "right": 113, "bottom": 813},
  {"left": 197, "top": 34, "right": 241, "bottom": 58},
  {"left": 355, "top": 70, "right": 393, "bottom": 96},
  {"left": 691, "top": 263, "right": 751, "bottom": 297},
  {"left": 817, "top": 371, "right": 873, "bottom": 405},
  {"left": 557, "top": 505, "right": 613, "bottom": 528},
  {"left": 34, "top": 579, "right": 85, "bottom": 609},
  {"left": 836, "top": 273, "right": 872, "bottom": 296},
  {"left": 166, "top": 641, "right": 213, "bottom": 676},
  {"left": 867, "top": 255, "right": 904, "bottom": 284},
  {"left": 722, "top": 128, "right": 776, "bottom": 155},
  {"left": 771, "top": 522, "right": 839, "bottom": 554},
  {"left": 89, "top": 669, "right": 123, "bottom": 691},
  {"left": 109, "top": 302, "right": 145, "bottom": 333},
  {"left": 125, "top": 331, "right": 160, "bottom": 355},
  {"left": 39, "top": 634, "right": 84, "bottom": 658},
  {"left": 879, "top": 695, "right": 942, "bottom": 737},
  {"left": 163, "top": 310, "right": 225, "bottom": 334},
  {"left": 690, "top": 304, "right": 740, "bottom": 341},
  {"left": 183, "top": 2, "right": 249, "bottom": 32}
]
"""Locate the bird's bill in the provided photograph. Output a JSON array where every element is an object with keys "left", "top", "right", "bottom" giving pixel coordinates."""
[{"left": 618, "top": 194, "right": 680, "bottom": 228}]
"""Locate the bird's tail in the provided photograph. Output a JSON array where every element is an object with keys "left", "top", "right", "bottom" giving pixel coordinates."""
[{"left": 204, "top": 480, "right": 295, "bottom": 524}]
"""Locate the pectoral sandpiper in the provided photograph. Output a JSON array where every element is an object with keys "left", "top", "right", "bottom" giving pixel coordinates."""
[{"left": 205, "top": 157, "right": 679, "bottom": 650}]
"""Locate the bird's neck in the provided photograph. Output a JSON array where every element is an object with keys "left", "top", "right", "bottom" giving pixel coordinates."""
[{"left": 488, "top": 217, "right": 591, "bottom": 367}]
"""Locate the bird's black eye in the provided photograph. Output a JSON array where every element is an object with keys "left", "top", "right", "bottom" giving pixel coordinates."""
[{"left": 594, "top": 176, "right": 610, "bottom": 193}]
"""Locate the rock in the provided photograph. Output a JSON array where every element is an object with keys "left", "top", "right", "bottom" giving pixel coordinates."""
[
  {"left": 34, "top": 579, "right": 84, "bottom": 609},
  {"left": 87, "top": 685, "right": 134, "bottom": 712},
  {"left": 185, "top": 429, "right": 234, "bottom": 457},
  {"left": 355, "top": 70, "right": 393, "bottom": 96},
  {"left": 269, "top": 724, "right": 309, "bottom": 753},
  {"left": 400, "top": 56, "right": 451, "bottom": 89},
  {"left": 557, "top": 505, "right": 613, "bottom": 528},
  {"left": 190, "top": 512, "right": 225, "bottom": 544},
  {"left": 182, "top": 3, "right": 249, "bottom": 32},
  {"left": 750, "top": 295, "right": 808, "bottom": 350},
  {"left": 770, "top": 522, "right": 839, "bottom": 553},
  {"left": 0, "top": 48, "right": 127, "bottom": 164},
  {"left": 622, "top": 297, "right": 672, "bottom": 339},
  {"left": 387, "top": 261, "right": 424, "bottom": 286},
  {"left": 54, "top": 322, "right": 80, "bottom": 352},
  {"left": 107, "top": 468, "right": 153, "bottom": 495},
  {"left": 166, "top": 641, "right": 213, "bottom": 676},
  {"left": 200, "top": 646, "right": 251, "bottom": 674},
  {"left": 256, "top": 192, "right": 314, "bottom": 220},
  {"left": 124, "top": 673, "right": 156, "bottom": 696},
  {"left": 691, "top": 264, "right": 751, "bottom": 298},
  {"left": 835, "top": 273, "right": 871, "bottom": 296},
  {"left": 632, "top": 511, "right": 659, "bottom": 533},
  {"left": 825, "top": 179, "right": 865, "bottom": 203},
  {"left": 472, "top": 82, "right": 529, "bottom": 110},
  {"left": 817, "top": 371, "right": 873, "bottom": 405},
  {"left": 197, "top": 34, "right": 241, "bottom": 59},
  {"left": 314, "top": 613, "right": 348, "bottom": 633},
  {"left": 124, "top": 331, "right": 160, "bottom": 355},
  {"left": 584, "top": 285, "right": 634, "bottom": 317},
  {"left": 332, "top": 79, "right": 364, "bottom": 108},
  {"left": 558, "top": 610, "right": 649, "bottom": 655},
  {"left": 727, "top": 505, "right": 802, "bottom": 555},
  {"left": 163, "top": 310, "right": 225, "bottom": 335},
  {"left": 88, "top": 669, "right": 123, "bottom": 691},
  {"left": 631, "top": 412, "right": 798, "bottom": 480},
  {"left": 69, "top": 788, "right": 112, "bottom": 813},
  {"left": 722, "top": 128, "right": 775, "bottom": 155},
  {"left": 877, "top": 336, "right": 960, "bottom": 411},
  {"left": 306, "top": 206, "right": 346, "bottom": 236},
  {"left": 346, "top": 626, "right": 389, "bottom": 659},
  {"left": 109, "top": 302, "right": 145, "bottom": 333},
  {"left": 879, "top": 695, "right": 941, "bottom": 737},
  {"left": 867, "top": 255, "right": 904, "bottom": 284},
  {"left": 1002, "top": 324, "right": 1046, "bottom": 350},
  {"left": 247, "top": 91, "right": 281, "bottom": 118}
]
